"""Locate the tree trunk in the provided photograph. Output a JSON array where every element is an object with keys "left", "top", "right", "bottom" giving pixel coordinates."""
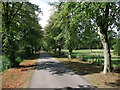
[
  {"left": 98, "top": 27, "right": 112, "bottom": 74},
  {"left": 32, "top": 46, "right": 34, "bottom": 54},
  {"left": 58, "top": 46, "right": 61, "bottom": 56},
  {"left": 96, "top": 3, "right": 112, "bottom": 74},
  {"left": 9, "top": 38, "right": 18, "bottom": 67},
  {"left": 9, "top": 49, "right": 17, "bottom": 67},
  {"left": 54, "top": 48, "right": 57, "bottom": 53},
  {"left": 89, "top": 48, "right": 92, "bottom": 52},
  {"left": 68, "top": 49, "right": 72, "bottom": 60},
  {"left": 35, "top": 46, "right": 37, "bottom": 53}
]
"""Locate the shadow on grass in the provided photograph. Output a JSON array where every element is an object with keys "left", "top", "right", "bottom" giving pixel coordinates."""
[
  {"left": 105, "top": 79, "right": 120, "bottom": 87},
  {"left": 111, "top": 57, "right": 120, "bottom": 61},
  {"left": 72, "top": 52, "right": 90, "bottom": 55},
  {"left": 60, "top": 61, "right": 102, "bottom": 75},
  {"left": 49, "top": 52, "right": 68, "bottom": 58}
]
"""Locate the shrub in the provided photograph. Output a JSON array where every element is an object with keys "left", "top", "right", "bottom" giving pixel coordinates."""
[
  {"left": 0, "top": 55, "right": 11, "bottom": 73},
  {"left": 16, "top": 57, "right": 22, "bottom": 64}
]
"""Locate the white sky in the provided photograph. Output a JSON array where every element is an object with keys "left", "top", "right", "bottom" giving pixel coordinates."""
[{"left": 29, "top": 0, "right": 55, "bottom": 28}]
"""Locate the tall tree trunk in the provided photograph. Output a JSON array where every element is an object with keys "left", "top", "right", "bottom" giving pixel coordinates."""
[
  {"left": 98, "top": 27, "right": 112, "bottom": 74},
  {"left": 96, "top": 3, "right": 112, "bottom": 74}
]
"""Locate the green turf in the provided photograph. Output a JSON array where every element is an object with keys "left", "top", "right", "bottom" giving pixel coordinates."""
[{"left": 61, "top": 49, "right": 120, "bottom": 66}]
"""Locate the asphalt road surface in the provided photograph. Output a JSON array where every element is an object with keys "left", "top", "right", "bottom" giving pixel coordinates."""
[{"left": 29, "top": 51, "right": 95, "bottom": 89}]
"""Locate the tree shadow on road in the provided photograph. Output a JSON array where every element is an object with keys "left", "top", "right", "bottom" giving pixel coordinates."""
[
  {"left": 17, "top": 51, "right": 102, "bottom": 76},
  {"left": 19, "top": 60, "right": 102, "bottom": 76},
  {"left": 35, "top": 61, "right": 75, "bottom": 76}
]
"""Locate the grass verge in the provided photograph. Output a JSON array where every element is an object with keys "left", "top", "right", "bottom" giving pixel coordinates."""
[{"left": 1, "top": 53, "right": 39, "bottom": 88}]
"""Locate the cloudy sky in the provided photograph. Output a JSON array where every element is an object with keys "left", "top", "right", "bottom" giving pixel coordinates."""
[{"left": 29, "top": 0, "right": 57, "bottom": 28}]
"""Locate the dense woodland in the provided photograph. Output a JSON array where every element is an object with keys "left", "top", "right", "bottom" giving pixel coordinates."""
[{"left": 0, "top": 2, "right": 120, "bottom": 74}]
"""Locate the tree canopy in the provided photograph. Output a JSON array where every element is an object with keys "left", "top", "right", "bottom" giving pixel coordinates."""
[
  {"left": 44, "top": 2, "right": 119, "bottom": 74},
  {"left": 2, "top": 2, "right": 43, "bottom": 66}
]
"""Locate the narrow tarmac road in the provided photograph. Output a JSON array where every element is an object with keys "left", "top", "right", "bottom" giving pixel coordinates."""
[{"left": 29, "top": 51, "right": 95, "bottom": 89}]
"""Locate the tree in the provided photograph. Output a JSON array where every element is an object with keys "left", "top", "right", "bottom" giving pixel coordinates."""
[
  {"left": 2, "top": 2, "right": 24, "bottom": 66},
  {"left": 0, "top": 3, "right": 2, "bottom": 55},
  {"left": 44, "top": 12, "right": 64, "bottom": 55},
  {"left": 2, "top": 2, "right": 42, "bottom": 66},
  {"left": 52, "top": 2, "right": 80, "bottom": 59},
  {"left": 83, "top": 2, "right": 119, "bottom": 74},
  {"left": 76, "top": 2, "right": 119, "bottom": 74},
  {"left": 50, "top": 2, "right": 119, "bottom": 74}
]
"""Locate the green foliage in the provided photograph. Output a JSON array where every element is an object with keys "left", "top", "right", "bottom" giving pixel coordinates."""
[
  {"left": 48, "top": 2, "right": 119, "bottom": 73},
  {"left": 0, "top": 55, "right": 25, "bottom": 73},
  {"left": 2, "top": 2, "right": 43, "bottom": 66},
  {"left": 0, "top": 55, "right": 11, "bottom": 73},
  {"left": 16, "top": 49, "right": 31, "bottom": 60},
  {"left": 15, "top": 57, "right": 22, "bottom": 64},
  {"left": 113, "top": 39, "right": 120, "bottom": 56}
]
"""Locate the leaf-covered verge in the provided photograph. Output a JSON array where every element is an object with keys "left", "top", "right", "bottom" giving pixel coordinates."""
[
  {"left": 49, "top": 52, "right": 120, "bottom": 88},
  {"left": 58, "top": 58, "right": 120, "bottom": 88},
  {"left": 1, "top": 54, "right": 39, "bottom": 88}
]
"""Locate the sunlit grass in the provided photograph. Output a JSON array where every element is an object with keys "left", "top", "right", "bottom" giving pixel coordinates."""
[{"left": 61, "top": 49, "right": 120, "bottom": 66}]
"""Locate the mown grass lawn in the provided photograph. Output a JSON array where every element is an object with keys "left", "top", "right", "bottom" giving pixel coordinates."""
[
  {"left": 49, "top": 49, "right": 120, "bottom": 88},
  {"left": 61, "top": 49, "right": 120, "bottom": 67}
]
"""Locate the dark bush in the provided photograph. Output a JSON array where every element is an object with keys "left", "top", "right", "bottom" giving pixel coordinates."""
[
  {"left": 16, "top": 48, "right": 31, "bottom": 59},
  {"left": 16, "top": 50, "right": 27, "bottom": 59},
  {"left": 24, "top": 47, "right": 32, "bottom": 57}
]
